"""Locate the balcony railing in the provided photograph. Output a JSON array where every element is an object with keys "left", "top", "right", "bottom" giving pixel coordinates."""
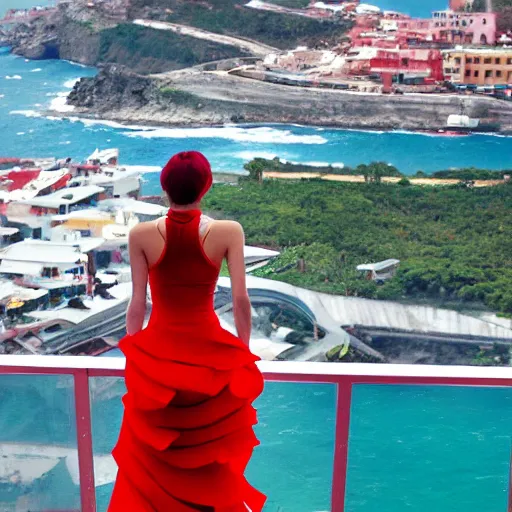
[{"left": 0, "top": 355, "right": 511, "bottom": 512}]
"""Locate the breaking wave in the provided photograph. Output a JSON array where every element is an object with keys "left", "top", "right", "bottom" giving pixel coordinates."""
[
  {"left": 50, "top": 92, "right": 75, "bottom": 113},
  {"left": 236, "top": 151, "right": 279, "bottom": 161},
  {"left": 63, "top": 78, "right": 81, "bottom": 88},
  {"left": 9, "top": 110, "right": 42, "bottom": 118},
  {"left": 123, "top": 126, "right": 328, "bottom": 144}
]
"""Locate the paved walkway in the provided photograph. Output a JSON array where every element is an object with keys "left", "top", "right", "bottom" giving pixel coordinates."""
[{"left": 264, "top": 171, "right": 506, "bottom": 187}]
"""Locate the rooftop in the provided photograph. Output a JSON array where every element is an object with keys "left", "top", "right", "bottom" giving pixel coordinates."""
[{"left": 18, "top": 185, "right": 105, "bottom": 208}]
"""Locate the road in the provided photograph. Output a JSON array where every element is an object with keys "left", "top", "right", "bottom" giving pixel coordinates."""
[
  {"left": 133, "top": 19, "right": 277, "bottom": 57},
  {"left": 263, "top": 171, "right": 506, "bottom": 188}
]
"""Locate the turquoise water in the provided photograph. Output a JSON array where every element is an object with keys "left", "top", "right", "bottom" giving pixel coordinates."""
[
  {"left": 369, "top": 0, "right": 448, "bottom": 17},
  {"left": 1, "top": 375, "right": 511, "bottom": 511},
  {"left": 3, "top": 50, "right": 512, "bottom": 198}
]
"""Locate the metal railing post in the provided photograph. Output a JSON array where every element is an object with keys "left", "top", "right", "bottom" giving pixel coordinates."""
[
  {"left": 508, "top": 440, "right": 512, "bottom": 512},
  {"left": 74, "top": 369, "right": 97, "bottom": 512},
  {"left": 331, "top": 376, "right": 353, "bottom": 512}
]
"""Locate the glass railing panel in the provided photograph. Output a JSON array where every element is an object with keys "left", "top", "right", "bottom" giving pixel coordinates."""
[
  {"left": 89, "top": 376, "right": 125, "bottom": 511},
  {"left": 0, "top": 374, "right": 80, "bottom": 511},
  {"left": 248, "top": 381, "right": 336, "bottom": 512},
  {"left": 89, "top": 378, "right": 336, "bottom": 512},
  {"left": 346, "top": 384, "right": 512, "bottom": 512}
]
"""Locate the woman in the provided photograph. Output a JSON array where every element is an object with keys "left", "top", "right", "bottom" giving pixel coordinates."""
[{"left": 109, "top": 151, "right": 266, "bottom": 512}]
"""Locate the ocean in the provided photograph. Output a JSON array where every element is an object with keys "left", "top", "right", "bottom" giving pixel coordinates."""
[
  {"left": 369, "top": 0, "right": 448, "bottom": 17},
  {"left": 2, "top": 51, "right": 512, "bottom": 198}
]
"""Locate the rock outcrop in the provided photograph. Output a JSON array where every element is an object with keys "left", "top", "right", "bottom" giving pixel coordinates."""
[
  {"left": 4, "top": 8, "right": 101, "bottom": 64},
  {"left": 68, "top": 65, "right": 157, "bottom": 110},
  {"left": 64, "top": 64, "right": 512, "bottom": 132}
]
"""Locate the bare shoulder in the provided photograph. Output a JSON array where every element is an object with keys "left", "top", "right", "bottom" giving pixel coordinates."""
[
  {"left": 210, "top": 220, "right": 244, "bottom": 238},
  {"left": 129, "top": 218, "right": 162, "bottom": 242}
]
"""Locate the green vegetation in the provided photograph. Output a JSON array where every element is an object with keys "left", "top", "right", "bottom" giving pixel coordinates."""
[
  {"left": 203, "top": 170, "right": 512, "bottom": 314},
  {"left": 472, "top": 0, "right": 512, "bottom": 31},
  {"left": 158, "top": 87, "right": 197, "bottom": 104},
  {"left": 99, "top": 24, "right": 248, "bottom": 73},
  {"left": 430, "top": 168, "right": 510, "bottom": 180},
  {"left": 268, "top": 0, "right": 310, "bottom": 7},
  {"left": 163, "top": 0, "right": 350, "bottom": 49},
  {"left": 472, "top": 344, "right": 510, "bottom": 366},
  {"left": 74, "top": 20, "right": 95, "bottom": 32},
  {"left": 248, "top": 157, "right": 403, "bottom": 180}
]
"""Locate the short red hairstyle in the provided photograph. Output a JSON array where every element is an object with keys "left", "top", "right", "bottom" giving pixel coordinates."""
[{"left": 160, "top": 151, "right": 213, "bottom": 205}]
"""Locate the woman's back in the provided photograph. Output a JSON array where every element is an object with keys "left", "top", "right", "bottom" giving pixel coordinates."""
[{"left": 148, "top": 209, "right": 219, "bottom": 324}]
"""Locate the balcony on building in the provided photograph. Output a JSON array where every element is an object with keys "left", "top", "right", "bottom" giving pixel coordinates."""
[{"left": 0, "top": 355, "right": 511, "bottom": 512}]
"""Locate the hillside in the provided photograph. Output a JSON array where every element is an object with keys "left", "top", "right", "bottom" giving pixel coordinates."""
[
  {"left": 203, "top": 171, "right": 512, "bottom": 315},
  {"left": 4, "top": 0, "right": 351, "bottom": 73},
  {"left": 98, "top": 24, "right": 249, "bottom": 73},
  {"left": 129, "top": 0, "right": 351, "bottom": 49}
]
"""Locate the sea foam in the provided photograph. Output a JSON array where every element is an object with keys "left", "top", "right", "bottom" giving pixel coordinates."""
[
  {"left": 50, "top": 92, "right": 75, "bottom": 113},
  {"left": 123, "top": 126, "right": 327, "bottom": 144},
  {"left": 64, "top": 78, "right": 81, "bottom": 88}
]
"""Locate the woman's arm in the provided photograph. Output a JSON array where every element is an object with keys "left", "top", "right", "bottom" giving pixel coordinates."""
[
  {"left": 226, "top": 222, "right": 252, "bottom": 346},
  {"left": 126, "top": 225, "right": 149, "bottom": 335}
]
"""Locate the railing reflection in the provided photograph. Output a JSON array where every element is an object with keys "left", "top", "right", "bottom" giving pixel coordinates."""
[{"left": 0, "top": 356, "right": 511, "bottom": 512}]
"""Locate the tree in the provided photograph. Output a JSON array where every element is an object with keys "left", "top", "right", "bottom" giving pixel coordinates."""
[
  {"left": 243, "top": 158, "right": 266, "bottom": 184},
  {"left": 497, "top": 7, "right": 512, "bottom": 32}
]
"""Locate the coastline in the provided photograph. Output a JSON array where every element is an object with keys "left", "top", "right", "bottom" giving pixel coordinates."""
[{"left": 62, "top": 65, "right": 512, "bottom": 134}]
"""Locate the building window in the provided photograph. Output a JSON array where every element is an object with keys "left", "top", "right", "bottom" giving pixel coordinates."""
[
  {"left": 455, "top": 57, "right": 461, "bottom": 65},
  {"left": 474, "top": 57, "right": 480, "bottom": 64},
  {"left": 496, "top": 70, "right": 502, "bottom": 77},
  {"left": 470, "top": 18, "right": 474, "bottom": 24},
  {"left": 508, "top": 71, "right": 512, "bottom": 81},
  {"left": 508, "top": 58, "right": 512, "bottom": 65},
  {"left": 465, "top": 69, "right": 471, "bottom": 77},
  {"left": 484, "top": 57, "right": 492, "bottom": 64},
  {"left": 485, "top": 70, "right": 493, "bottom": 78},
  {"left": 462, "top": 20, "right": 467, "bottom": 27},
  {"left": 483, "top": 18, "right": 487, "bottom": 25},
  {"left": 474, "top": 70, "right": 479, "bottom": 77},
  {"left": 401, "top": 58, "right": 409, "bottom": 66},
  {"left": 467, "top": 57, "right": 473, "bottom": 63},
  {"left": 495, "top": 58, "right": 501, "bottom": 65}
]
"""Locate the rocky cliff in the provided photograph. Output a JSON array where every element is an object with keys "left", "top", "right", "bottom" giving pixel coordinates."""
[
  {"left": 4, "top": 8, "right": 101, "bottom": 64},
  {"left": 65, "top": 64, "right": 512, "bottom": 132},
  {"left": 3, "top": 4, "right": 248, "bottom": 73}
]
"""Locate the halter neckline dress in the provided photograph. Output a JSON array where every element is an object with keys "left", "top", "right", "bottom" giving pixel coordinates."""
[{"left": 109, "top": 208, "right": 266, "bottom": 512}]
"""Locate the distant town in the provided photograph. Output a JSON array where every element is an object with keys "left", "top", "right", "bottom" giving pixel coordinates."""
[{"left": 4, "top": 0, "right": 512, "bottom": 96}]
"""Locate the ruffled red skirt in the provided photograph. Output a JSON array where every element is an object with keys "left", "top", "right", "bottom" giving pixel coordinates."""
[{"left": 108, "top": 321, "right": 266, "bottom": 512}]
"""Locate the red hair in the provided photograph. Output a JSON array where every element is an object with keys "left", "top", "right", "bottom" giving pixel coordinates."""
[{"left": 160, "top": 151, "right": 212, "bottom": 205}]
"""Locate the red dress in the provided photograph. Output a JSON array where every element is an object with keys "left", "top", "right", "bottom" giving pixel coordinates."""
[{"left": 109, "top": 209, "right": 266, "bottom": 512}]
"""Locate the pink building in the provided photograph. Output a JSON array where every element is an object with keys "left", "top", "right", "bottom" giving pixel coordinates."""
[
  {"left": 432, "top": 10, "right": 496, "bottom": 44},
  {"left": 384, "top": 10, "right": 497, "bottom": 46}
]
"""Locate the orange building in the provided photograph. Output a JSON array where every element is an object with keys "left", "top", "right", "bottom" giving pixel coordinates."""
[
  {"left": 443, "top": 49, "right": 512, "bottom": 85},
  {"left": 450, "top": 0, "right": 473, "bottom": 10}
]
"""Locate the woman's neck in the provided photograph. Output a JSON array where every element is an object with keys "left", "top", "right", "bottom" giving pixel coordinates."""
[{"left": 170, "top": 202, "right": 201, "bottom": 211}]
